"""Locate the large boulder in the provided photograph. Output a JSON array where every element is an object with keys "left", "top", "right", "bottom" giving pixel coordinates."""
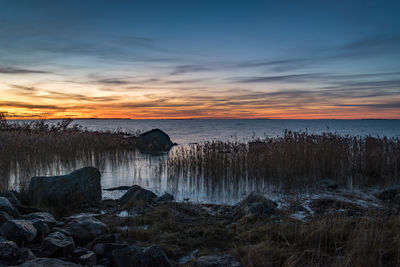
[
  {"left": 41, "top": 231, "right": 75, "bottom": 257},
  {"left": 62, "top": 216, "right": 107, "bottom": 244},
  {"left": 234, "top": 193, "right": 277, "bottom": 219},
  {"left": 112, "top": 245, "right": 172, "bottom": 267},
  {"left": 0, "top": 197, "right": 20, "bottom": 218},
  {"left": 0, "top": 220, "right": 37, "bottom": 245},
  {"left": 136, "top": 129, "right": 174, "bottom": 154},
  {"left": 196, "top": 255, "right": 242, "bottom": 267},
  {"left": 17, "top": 257, "right": 80, "bottom": 266},
  {"left": 118, "top": 185, "right": 157, "bottom": 208},
  {"left": 28, "top": 167, "right": 102, "bottom": 208}
]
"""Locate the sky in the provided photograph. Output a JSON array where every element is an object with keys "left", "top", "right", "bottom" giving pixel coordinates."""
[{"left": 0, "top": 0, "right": 400, "bottom": 119}]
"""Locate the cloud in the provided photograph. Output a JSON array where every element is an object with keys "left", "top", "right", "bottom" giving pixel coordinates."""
[{"left": 0, "top": 67, "right": 49, "bottom": 74}]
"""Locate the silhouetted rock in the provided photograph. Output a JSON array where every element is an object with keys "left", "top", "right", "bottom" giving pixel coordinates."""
[
  {"left": 0, "top": 197, "right": 20, "bottom": 218},
  {"left": 112, "top": 244, "right": 172, "bottom": 267},
  {"left": 0, "top": 220, "right": 37, "bottom": 245},
  {"left": 29, "top": 167, "right": 102, "bottom": 209},
  {"left": 196, "top": 255, "right": 242, "bottom": 267},
  {"left": 41, "top": 231, "right": 75, "bottom": 257},
  {"left": 136, "top": 129, "right": 174, "bottom": 154},
  {"left": 17, "top": 257, "right": 79, "bottom": 266},
  {"left": 316, "top": 178, "right": 338, "bottom": 190},
  {"left": 118, "top": 185, "right": 157, "bottom": 208},
  {"left": 155, "top": 193, "right": 174, "bottom": 204},
  {"left": 62, "top": 216, "right": 107, "bottom": 244}
]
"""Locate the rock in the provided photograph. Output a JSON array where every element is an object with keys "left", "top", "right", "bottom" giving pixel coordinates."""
[
  {"left": 136, "top": 129, "right": 174, "bottom": 154},
  {"left": 62, "top": 216, "right": 107, "bottom": 244},
  {"left": 0, "top": 191, "right": 21, "bottom": 207},
  {"left": 155, "top": 193, "right": 174, "bottom": 204},
  {"left": 16, "top": 248, "right": 36, "bottom": 264},
  {"left": 93, "top": 243, "right": 128, "bottom": 259},
  {"left": 316, "top": 178, "right": 338, "bottom": 190},
  {"left": 22, "top": 212, "right": 56, "bottom": 226},
  {"left": 0, "top": 197, "right": 20, "bottom": 218},
  {"left": 50, "top": 227, "right": 71, "bottom": 237},
  {"left": 0, "top": 220, "right": 37, "bottom": 245},
  {"left": 15, "top": 205, "right": 42, "bottom": 215},
  {"left": 374, "top": 187, "right": 400, "bottom": 201},
  {"left": 79, "top": 252, "right": 97, "bottom": 265},
  {"left": 30, "top": 218, "right": 50, "bottom": 242},
  {"left": 41, "top": 231, "right": 75, "bottom": 257},
  {"left": 0, "top": 211, "right": 14, "bottom": 227},
  {"left": 71, "top": 247, "right": 91, "bottom": 258},
  {"left": 112, "top": 244, "right": 172, "bottom": 267},
  {"left": 0, "top": 240, "right": 19, "bottom": 263},
  {"left": 104, "top": 186, "right": 132, "bottom": 191},
  {"left": 234, "top": 193, "right": 277, "bottom": 219},
  {"left": 87, "top": 234, "right": 119, "bottom": 250},
  {"left": 119, "top": 185, "right": 157, "bottom": 208},
  {"left": 196, "top": 255, "right": 242, "bottom": 267},
  {"left": 28, "top": 167, "right": 102, "bottom": 209},
  {"left": 17, "top": 257, "right": 80, "bottom": 266}
]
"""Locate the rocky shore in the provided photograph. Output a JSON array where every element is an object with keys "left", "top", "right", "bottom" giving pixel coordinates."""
[{"left": 0, "top": 168, "right": 399, "bottom": 266}]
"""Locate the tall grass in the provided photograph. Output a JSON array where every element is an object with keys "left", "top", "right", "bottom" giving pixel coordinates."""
[
  {"left": 166, "top": 130, "right": 400, "bottom": 192},
  {"left": 0, "top": 111, "right": 140, "bottom": 190}
]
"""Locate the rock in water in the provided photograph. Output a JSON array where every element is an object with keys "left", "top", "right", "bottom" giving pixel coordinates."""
[
  {"left": 118, "top": 185, "right": 157, "bottom": 208},
  {"left": 136, "top": 129, "right": 174, "bottom": 154},
  {"left": 196, "top": 255, "right": 242, "bottom": 267},
  {"left": 112, "top": 245, "right": 172, "bottom": 267},
  {"left": 28, "top": 167, "right": 102, "bottom": 208},
  {"left": 0, "top": 220, "right": 37, "bottom": 245}
]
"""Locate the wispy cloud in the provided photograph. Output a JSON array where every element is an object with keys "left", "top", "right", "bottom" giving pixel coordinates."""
[{"left": 0, "top": 67, "right": 49, "bottom": 74}]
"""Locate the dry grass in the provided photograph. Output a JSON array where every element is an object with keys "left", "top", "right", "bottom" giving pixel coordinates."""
[{"left": 166, "top": 130, "right": 400, "bottom": 192}]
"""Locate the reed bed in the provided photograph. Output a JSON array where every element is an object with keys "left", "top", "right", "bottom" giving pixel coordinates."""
[
  {"left": 0, "top": 112, "right": 139, "bottom": 190},
  {"left": 166, "top": 131, "right": 400, "bottom": 192}
]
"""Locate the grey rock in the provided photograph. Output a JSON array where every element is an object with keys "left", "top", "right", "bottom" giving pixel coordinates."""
[
  {"left": 235, "top": 193, "right": 277, "bottom": 219},
  {"left": 118, "top": 185, "right": 157, "bottom": 208},
  {"left": 22, "top": 212, "right": 56, "bottom": 226},
  {"left": 16, "top": 248, "right": 36, "bottom": 263},
  {"left": 0, "top": 240, "right": 19, "bottom": 262},
  {"left": 316, "top": 178, "right": 338, "bottom": 190},
  {"left": 16, "top": 257, "right": 80, "bottom": 266},
  {"left": 93, "top": 243, "right": 128, "bottom": 259},
  {"left": 62, "top": 216, "right": 107, "bottom": 244},
  {"left": 87, "top": 234, "right": 119, "bottom": 250},
  {"left": 41, "top": 231, "right": 75, "bottom": 257},
  {"left": 79, "top": 252, "right": 97, "bottom": 265},
  {"left": 0, "top": 191, "right": 21, "bottom": 207},
  {"left": 374, "top": 187, "right": 400, "bottom": 201},
  {"left": 71, "top": 246, "right": 91, "bottom": 258},
  {"left": 30, "top": 218, "right": 50, "bottom": 242},
  {"left": 50, "top": 227, "right": 71, "bottom": 237},
  {"left": 112, "top": 244, "right": 172, "bottom": 267},
  {"left": 15, "top": 205, "right": 42, "bottom": 216},
  {"left": 0, "top": 197, "right": 20, "bottom": 218},
  {"left": 0, "top": 220, "right": 37, "bottom": 245},
  {"left": 136, "top": 129, "right": 174, "bottom": 154},
  {"left": 0, "top": 211, "right": 13, "bottom": 227},
  {"left": 28, "top": 167, "right": 102, "bottom": 208},
  {"left": 196, "top": 255, "right": 242, "bottom": 267},
  {"left": 155, "top": 193, "right": 174, "bottom": 204}
]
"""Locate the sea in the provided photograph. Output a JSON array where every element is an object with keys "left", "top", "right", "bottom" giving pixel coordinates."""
[{"left": 9, "top": 119, "right": 400, "bottom": 203}]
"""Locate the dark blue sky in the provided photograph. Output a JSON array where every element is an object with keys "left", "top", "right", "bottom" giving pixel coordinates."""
[{"left": 1, "top": 0, "right": 400, "bottom": 118}]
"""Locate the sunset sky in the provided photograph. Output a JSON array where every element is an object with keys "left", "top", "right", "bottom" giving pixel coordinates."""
[{"left": 1, "top": 0, "right": 400, "bottom": 119}]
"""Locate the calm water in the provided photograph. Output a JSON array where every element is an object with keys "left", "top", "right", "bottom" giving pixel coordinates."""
[{"left": 9, "top": 119, "right": 400, "bottom": 203}]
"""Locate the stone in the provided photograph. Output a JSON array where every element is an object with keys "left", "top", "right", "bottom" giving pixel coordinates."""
[
  {"left": 316, "top": 178, "right": 338, "bottom": 190},
  {"left": 374, "top": 187, "right": 400, "bottom": 201},
  {"left": 0, "top": 211, "right": 13, "bottom": 227},
  {"left": 112, "top": 245, "right": 172, "bottom": 267},
  {"left": 79, "top": 252, "right": 97, "bottom": 265},
  {"left": 30, "top": 218, "right": 50, "bottom": 242},
  {"left": 118, "top": 185, "right": 157, "bottom": 208},
  {"left": 62, "top": 216, "right": 107, "bottom": 244},
  {"left": 87, "top": 234, "right": 119, "bottom": 250},
  {"left": 234, "top": 193, "right": 277, "bottom": 219},
  {"left": 17, "top": 257, "right": 80, "bottom": 266},
  {"left": 196, "top": 255, "right": 242, "bottom": 267},
  {"left": 155, "top": 193, "right": 174, "bottom": 204},
  {"left": 136, "top": 129, "right": 174, "bottom": 154},
  {"left": 93, "top": 243, "right": 128, "bottom": 259},
  {"left": 0, "top": 197, "right": 20, "bottom": 218},
  {"left": 0, "top": 240, "right": 19, "bottom": 262},
  {"left": 28, "top": 167, "right": 102, "bottom": 208},
  {"left": 0, "top": 191, "right": 21, "bottom": 207},
  {"left": 0, "top": 220, "right": 37, "bottom": 245},
  {"left": 16, "top": 248, "right": 36, "bottom": 264},
  {"left": 22, "top": 212, "right": 56, "bottom": 226},
  {"left": 41, "top": 231, "right": 75, "bottom": 257},
  {"left": 15, "top": 205, "right": 42, "bottom": 215}
]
